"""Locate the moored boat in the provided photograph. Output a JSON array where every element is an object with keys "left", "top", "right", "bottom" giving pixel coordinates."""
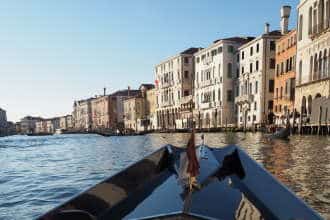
[{"left": 38, "top": 145, "right": 322, "bottom": 220}]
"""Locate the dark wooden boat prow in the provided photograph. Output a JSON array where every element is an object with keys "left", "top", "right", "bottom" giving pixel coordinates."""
[
  {"left": 266, "top": 127, "right": 290, "bottom": 140},
  {"left": 38, "top": 145, "right": 322, "bottom": 220}
]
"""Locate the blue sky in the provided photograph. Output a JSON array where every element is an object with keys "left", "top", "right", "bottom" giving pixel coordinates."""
[{"left": 0, "top": 0, "right": 298, "bottom": 122}]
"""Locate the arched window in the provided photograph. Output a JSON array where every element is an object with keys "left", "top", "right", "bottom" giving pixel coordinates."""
[
  {"left": 319, "top": 0, "right": 325, "bottom": 31},
  {"left": 313, "top": 8, "right": 317, "bottom": 34},
  {"left": 323, "top": 49, "right": 328, "bottom": 78},
  {"left": 309, "top": 7, "right": 313, "bottom": 34},
  {"left": 310, "top": 55, "right": 314, "bottom": 81},
  {"left": 326, "top": 1, "right": 330, "bottom": 28},
  {"left": 314, "top": 54, "right": 318, "bottom": 80},
  {"left": 308, "top": 95, "right": 313, "bottom": 115},
  {"left": 319, "top": 51, "right": 323, "bottom": 79},
  {"left": 302, "top": 96, "right": 307, "bottom": 115},
  {"left": 298, "top": 60, "right": 303, "bottom": 84},
  {"left": 299, "top": 14, "right": 303, "bottom": 41}
]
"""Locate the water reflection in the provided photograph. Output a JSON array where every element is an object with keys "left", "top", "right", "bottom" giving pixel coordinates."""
[{"left": 0, "top": 133, "right": 329, "bottom": 219}]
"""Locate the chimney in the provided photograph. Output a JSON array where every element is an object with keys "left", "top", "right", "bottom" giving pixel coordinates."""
[
  {"left": 281, "top": 6, "right": 291, "bottom": 34},
  {"left": 103, "top": 87, "right": 106, "bottom": 96},
  {"left": 264, "top": 23, "right": 270, "bottom": 34}
]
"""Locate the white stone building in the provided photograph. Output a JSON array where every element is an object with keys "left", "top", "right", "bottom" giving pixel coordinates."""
[
  {"left": 194, "top": 37, "right": 254, "bottom": 129},
  {"left": 73, "top": 98, "right": 94, "bottom": 131},
  {"left": 236, "top": 25, "right": 282, "bottom": 129},
  {"left": 155, "top": 48, "right": 201, "bottom": 130},
  {"left": 295, "top": 0, "right": 330, "bottom": 122}
]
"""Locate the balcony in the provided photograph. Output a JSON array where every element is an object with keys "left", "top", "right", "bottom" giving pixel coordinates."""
[
  {"left": 180, "top": 95, "right": 193, "bottom": 104},
  {"left": 199, "top": 102, "right": 211, "bottom": 109},
  {"left": 160, "top": 100, "right": 174, "bottom": 108},
  {"left": 310, "top": 23, "right": 330, "bottom": 39},
  {"left": 235, "top": 94, "right": 254, "bottom": 104},
  {"left": 161, "top": 80, "right": 174, "bottom": 88}
]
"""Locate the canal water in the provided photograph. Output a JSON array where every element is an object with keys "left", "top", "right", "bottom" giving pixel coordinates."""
[{"left": 0, "top": 133, "right": 329, "bottom": 219}]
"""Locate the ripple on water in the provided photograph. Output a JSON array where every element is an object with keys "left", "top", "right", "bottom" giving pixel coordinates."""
[{"left": 0, "top": 133, "right": 329, "bottom": 219}]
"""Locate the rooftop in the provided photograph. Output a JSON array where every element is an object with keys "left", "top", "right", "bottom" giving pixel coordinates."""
[
  {"left": 180, "top": 47, "right": 203, "bottom": 55},
  {"left": 213, "top": 36, "right": 255, "bottom": 44}
]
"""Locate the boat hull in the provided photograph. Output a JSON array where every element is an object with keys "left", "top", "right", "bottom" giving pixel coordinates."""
[{"left": 38, "top": 145, "right": 322, "bottom": 220}]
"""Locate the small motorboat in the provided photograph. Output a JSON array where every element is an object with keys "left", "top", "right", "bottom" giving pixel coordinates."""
[
  {"left": 38, "top": 145, "right": 322, "bottom": 220},
  {"left": 266, "top": 127, "right": 290, "bottom": 140}
]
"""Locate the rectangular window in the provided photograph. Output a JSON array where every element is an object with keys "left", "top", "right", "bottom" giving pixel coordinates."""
[
  {"left": 269, "top": 80, "right": 274, "bottom": 92},
  {"left": 241, "top": 51, "right": 245, "bottom": 60},
  {"left": 256, "top": 61, "right": 259, "bottom": 71},
  {"left": 270, "top": 41, "right": 276, "bottom": 51},
  {"left": 227, "top": 90, "right": 233, "bottom": 102},
  {"left": 268, "top": 100, "right": 274, "bottom": 110},
  {"left": 254, "top": 102, "right": 257, "bottom": 110},
  {"left": 253, "top": 115, "right": 256, "bottom": 121},
  {"left": 270, "top": 59, "right": 275, "bottom": 69},
  {"left": 250, "top": 47, "right": 253, "bottom": 56},
  {"left": 227, "top": 63, "right": 232, "bottom": 78},
  {"left": 184, "top": 71, "right": 189, "bottom": 79},
  {"left": 255, "top": 81, "right": 258, "bottom": 93},
  {"left": 196, "top": 57, "right": 200, "bottom": 63},
  {"left": 256, "top": 43, "right": 259, "bottom": 52},
  {"left": 249, "top": 83, "right": 252, "bottom": 94},
  {"left": 184, "top": 90, "right": 189, "bottom": 96},
  {"left": 241, "top": 66, "right": 244, "bottom": 74},
  {"left": 211, "top": 49, "right": 217, "bottom": 56},
  {"left": 184, "top": 57, "right": 189, "bottom": 64},
  {"left": 218, "top": 46, "right": 223, "bottom": 53},
  {"left": 228, "top": 45, "right": 234, "bottom": 53},
  {"left": 285, "top": 81, "right": 288, "bottom": 94},
  {"left": 250, "top": 63, "right": 253, "bottom": 73}
]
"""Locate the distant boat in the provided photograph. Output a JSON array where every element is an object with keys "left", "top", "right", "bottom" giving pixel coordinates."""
[
  {"left": 267, "top": 127, "right": 290, "bottom": 140},
  {"left": 27, "top": 132, "right": 53, "bottom": 136},
  {"left": 38, "top": 145, "right": 322, "bottom": 220},
  {"left": 55, "top": 129, "right": 63, "bottom": 135}
]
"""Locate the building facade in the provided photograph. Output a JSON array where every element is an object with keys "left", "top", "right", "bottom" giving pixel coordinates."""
[
  {"left": 59, "top": 115, "right": 74, "bottom": 131},
  {"left": 91, "top": 95, "right": 114, "bottom": 130},
  {"left": 35, "top": 120, "right": 47, "bottom": 133},
  {"left": 73, "top": 98, "right": 94, "bottom": 131},
  {"left": 110, "top": 89, "right": 140, "bottom": 131},
  {"left": 295, "top": 0, "right": 330, "bottom": 125},
  {"left": 236, "top": 25, "right": 282, "bottom": 129},
  {"left": 155, "top": 48, "right": 200, "bottom": 130},
  {"left": 20, "top": 116, "right": 43, "bottom": 134},
  {"left": 274, "top": 29, "right": 297, "bottom": 125},
  {"left": 0, "top": 108, "right": 7, "bottom": 135},
  {"left": 146, "top": 88, "right": 157, "bottom": 130},
  {"left": 194, "top": 37, "right": 254, "bottom": 129},
  {"left": 123, "top": 96, "right": 145, "bottom": 131}
]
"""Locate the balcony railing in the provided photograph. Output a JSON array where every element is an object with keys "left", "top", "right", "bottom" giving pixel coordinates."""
[
  {"left": 200, "top": 102, "right": 212, "bottom": 109},
  {"left": 180, "top": 95, "right": 193, "bottom": 104},
  {"left": 161, "top": 80, "right": 174, "bottom": 88},
  {"left": 235, "top": 94, "right": 254, "bottom": 104}
]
